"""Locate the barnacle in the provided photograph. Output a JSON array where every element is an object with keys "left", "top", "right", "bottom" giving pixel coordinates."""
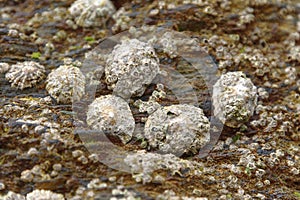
[
  {"left": 124, "top": 150, "right": 201, "bottom": 183},
  {"left": 69, "top": 0, "right": 115, "bottom": 27},
  {"left": 0, "top": 191, "right": 26, "bottom": 200},
  {"left": 156, "top": 31, "right": 201, "bottom": 58},
  {"left": 26, "top": 189, "right": 64, "bottom": 200},
  {"left": 5, "top": 61, "right": 46, "bottom": 90},
  {"left": 212, "top": 71, "right": 258, "bottom": 128},
  {"left": 46, "top": 63, "right": 86, "bottom": 104},
  {"left": 105, "top": 39, "right": 160, "bottom": 99},
  {"left": 0, "top": 62, "right": 10, "bottom": 74},
  {"left": 86, "top": 95, "right": 135, "bottom": 144},
  {"left": 144, "top": 104, "right": 210, "bottom": 156}
]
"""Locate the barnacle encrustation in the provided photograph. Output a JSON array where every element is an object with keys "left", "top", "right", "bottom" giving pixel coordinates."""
[
  {"left": 46, "top": 61, "right": 86, "bottom": 104},
  {"left": 26, "top": 189, "right": 64, "bottom": 200},
  {"left": 212, "top": 71, "right": 258, "bottom": 128},
  {"left": 124, "top": 150, "right": 201, "bottom": 183},
  {"left": 105, "top": 38, "right": 160, "bottom": 99},
  {"left": 144, "top": 104, "right": 210, "bottom": 156},
  {"left": 86, "top": 94, "right": 135, "bottom": 144}
]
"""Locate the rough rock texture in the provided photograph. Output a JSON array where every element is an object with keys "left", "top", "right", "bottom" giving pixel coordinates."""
[
  {"left": 0, "top": 0, "right": 299, "bottom": 199},
  {"left": 86, "top": 94, "right": 135, "bottom": 144},
  {"left": 212, "top": 71, "right": 258, "bottom": 128},
  {"left": 144, "top": 104, "right": 210, "bottom": 155}
]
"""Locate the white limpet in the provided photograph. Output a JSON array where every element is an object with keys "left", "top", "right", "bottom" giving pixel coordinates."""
[
  {"left": 144, "top": 104, "right": 210, "bottom": 156},
  {"left": 105, "top": 39, "right": 160, "bottom": 99},
  {"left": 46, "top": 62, "right": 85, "bottom": 104},
  {"left": 5, "top": 61, "right": 45, "bottom": 90},
  {"left": 86, "top": 95, "right": 135, "bottom": 144},
  {"left": 69, "top": 0, "right": 115, "bottom": 27},
  {"left": 212, "top": 71, "right": 258, "bottom": 128}
]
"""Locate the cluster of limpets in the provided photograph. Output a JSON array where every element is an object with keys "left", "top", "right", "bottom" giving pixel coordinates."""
[
  {"left": 85, "top": 38, "right": 161, "bottom": 145},
  {"left": 83, "top": 36, "right": 259, "bottom": 156},
  {"left": 2, "top": 58, "right": 86, "bottom": 105},
  {"left": 2, "top": 37, "right": 258, "bottom": 157}
]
